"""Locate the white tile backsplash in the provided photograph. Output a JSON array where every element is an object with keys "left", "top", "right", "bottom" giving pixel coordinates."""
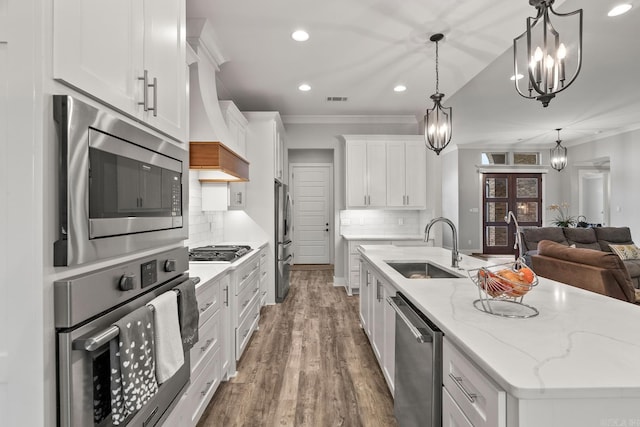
[
  {"left": 340, "top": 210, "right": 423, "bottom": 236},
  {"left": 186, "top": 171, "right": 225, "bottom": 248}
]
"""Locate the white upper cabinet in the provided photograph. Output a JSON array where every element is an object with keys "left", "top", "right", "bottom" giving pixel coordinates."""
[
  {"left": 386, "top": 139, "right": 426, "bottom": 209},
  {"left": 345, "top": 136, "right": 426, "bottom": 209},
  {"left": 345, "top": 139, "right": 387, "bottom": 208},
  {"left": 53, "top": 0, "right": 187, "bottom": 142}
]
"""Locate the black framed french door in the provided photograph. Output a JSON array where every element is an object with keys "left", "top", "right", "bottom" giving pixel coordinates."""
[{"left": 482, "top": 173, "right": 542, "bottom": 255}]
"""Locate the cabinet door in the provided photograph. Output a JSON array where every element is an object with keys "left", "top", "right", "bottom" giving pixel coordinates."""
[
  {"left": 382, "top": 281, "right": 396, "bottom": 395},
  {"left": 142, "top": 0, "right": 187, "bottom": 141},
  {"left": 386, "top": 141, "right": 406, "bottom": 207},
  {"left": 443, "top": 387, "right": 474, "bottom": 427},
  {"left": 404, "top": 140, "right": 427, "bottom": 208},
  {"left": 346, "top": 141, "right": 368, "bottom": 207},
  {"left": 359, "top": 261, "right": 370, "bottom": 332},
  {"left": 371, "top": 276, "right": 385, "bottom": 363},
  {"left": 53, "top": 0, "right": 144, "bottom": 115},
  {"left": 366, "top": 141, "right": 387, "bottom": 207},
  {"left": 219, "top": 274, "right": 232, "bottom": 378}
]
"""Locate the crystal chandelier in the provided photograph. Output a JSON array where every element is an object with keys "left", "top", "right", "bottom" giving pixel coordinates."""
[
  {"left": 424, "top": 33, "right": 452, "bottom": 155},
  {"left": 550, "top": 128, "right": 568, "bottom": 171},
  {"left": 513, "top": 0, "right": 583, "bottom": 107}
]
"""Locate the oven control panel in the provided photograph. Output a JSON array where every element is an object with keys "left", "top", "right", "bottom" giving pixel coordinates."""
[{"left": 141, "top": 260, "right": 158, "bottom": 288}]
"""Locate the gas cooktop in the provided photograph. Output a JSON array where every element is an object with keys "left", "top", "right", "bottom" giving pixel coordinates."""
[{"left": 188, "top": 245, "right": 252, "bottom": 262}]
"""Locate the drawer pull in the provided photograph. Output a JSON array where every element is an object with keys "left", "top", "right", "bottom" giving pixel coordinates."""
[
  {"left": 199, "top": 302, "right": 213, "bottom": 312},
  {"left": 253, "top": 287, "right": 259, "bottom": 294},
  {"left": 449, "top": 373, "right": 477, "bottom": 403},
  {"left": 242, "top": 274, "right": 249, "bottom": 280},
  {"left": 200, "top": 380, "right": 214, "bottom": 397},
  {"left": 242, "top": 329, "right": 249, "bottom": 339},
  {"left": 242, "top": 299, "right": 250, "bottom": 308},
  {"left": 253, "top": 312, "right": 259, "bottom": 320},
  {"left": 200, "top": 338, "right": 214, "bottom": 353}
]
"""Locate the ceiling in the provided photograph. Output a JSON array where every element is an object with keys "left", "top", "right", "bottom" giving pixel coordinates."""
[{"left": 187, "top": 0, "right": 640, "bottom": 149}]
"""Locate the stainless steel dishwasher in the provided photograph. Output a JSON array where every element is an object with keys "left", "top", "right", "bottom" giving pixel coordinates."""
[{"left": 388, "top": 292, "right": 443, "bottom": 427}]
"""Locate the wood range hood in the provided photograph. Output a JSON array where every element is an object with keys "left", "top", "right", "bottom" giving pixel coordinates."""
[{"left": 189, "top": 141, "right": 250, "bottom": 182}]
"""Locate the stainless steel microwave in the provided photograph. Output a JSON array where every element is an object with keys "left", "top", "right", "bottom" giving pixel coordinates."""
[{"left": 53, "top": 95, "right": 188, "bottom": 266}]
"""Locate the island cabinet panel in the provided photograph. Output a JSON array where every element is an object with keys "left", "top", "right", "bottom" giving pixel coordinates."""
[
  {"left": 53, "top": 0, "right": 187, "bottom": 142},
  {"left": 358, "top": 260, "right": 372, "bottom": 335},
  {"left": 443, "top": 338, "right": 506, "bottom": 427}
]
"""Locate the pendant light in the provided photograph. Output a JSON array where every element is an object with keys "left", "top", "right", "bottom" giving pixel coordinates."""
[
  {"left": 424, "top": 33, "right": 452, "bottom": 155},
  {"left": 513, "top": 0, "right": 583, "bottom": 107},
  {"left": 550, "top": 128, "right": 568, "bottom": 171}
]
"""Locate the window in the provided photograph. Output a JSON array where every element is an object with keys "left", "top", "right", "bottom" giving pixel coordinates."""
[
  {"left": 481, "top": 152, "right": 508, "bottom": 165},
  {"left": 513, "top": 152, "right": 540, "bottom": 165}
]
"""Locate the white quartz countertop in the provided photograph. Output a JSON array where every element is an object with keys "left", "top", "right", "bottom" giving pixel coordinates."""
[
  {"left": 358, "top": 245, "right": 640, "bottom": 400},
  {"left": 188, "top": 240, "right": 267, "bottom": 286},
  {"left": 341, "top": 234, "right": 425, "bottom": 241}
]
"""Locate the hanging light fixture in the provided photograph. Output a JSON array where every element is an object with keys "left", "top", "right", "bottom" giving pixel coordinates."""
[
  {"left": 550, "top": 128, "right": 568, "bottom": 171},
  {"left": 513, "top": 0, "right": 583, "bottom": 107},
  {"left": 424, "top": 33, "right": 452, "bottom": 155}
]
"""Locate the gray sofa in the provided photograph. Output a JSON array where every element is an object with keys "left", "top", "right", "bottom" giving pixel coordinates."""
[{"left": 519, "top": 226, "right": 640, "bottom": 288}]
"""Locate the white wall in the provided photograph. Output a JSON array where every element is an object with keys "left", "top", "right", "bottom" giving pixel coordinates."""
[
  {"left": 283, "top": 119, "right": 419, "bottom": 283},
  {"left": 567, "top": 128, "right": 640, "bottom": 239},
  {"left": 186, "top": 171, "right": 225, "bottom": 248}
]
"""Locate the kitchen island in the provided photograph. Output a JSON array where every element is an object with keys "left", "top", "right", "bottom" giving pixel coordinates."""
[{"left": 358, "top": 244, "right": 640, "bottom": 427}]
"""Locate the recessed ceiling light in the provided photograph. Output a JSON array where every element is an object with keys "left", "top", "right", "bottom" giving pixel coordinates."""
[
  {"left": 291, "top": 30, "right": 309, "bottom": 42},
  {"left": 394, "top": 85, "right": 407, "bottom": 92},
  {"left": 510, "top": 74, "right": 524, "bottom": 81},
  {"left": 298, "top": 83, "right": 311, "bottom": 92},
  {"left": 608, "top": 4, "right": 632, "bottom": 16}
]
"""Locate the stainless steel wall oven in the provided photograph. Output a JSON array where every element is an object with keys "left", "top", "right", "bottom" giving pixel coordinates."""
[
  {"left": 53, "top": 95, "right": 188, "bottom": 266},
  {"left": 55, "top": 247, "right": 193, "bottom": 427}
]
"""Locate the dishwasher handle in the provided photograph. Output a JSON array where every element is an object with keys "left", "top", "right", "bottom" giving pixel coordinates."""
[{"left": 387, "top": 296, "right": 432, "bottom": 343}]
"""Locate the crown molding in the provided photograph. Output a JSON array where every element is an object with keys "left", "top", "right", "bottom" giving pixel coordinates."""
[{"left": 281, "top": 115, "right": 418, "bottom": 125}]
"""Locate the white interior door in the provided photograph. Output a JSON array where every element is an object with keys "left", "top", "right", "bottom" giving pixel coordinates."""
[{"left": 291, "top": 164, "right": 333, "bottom": 264}]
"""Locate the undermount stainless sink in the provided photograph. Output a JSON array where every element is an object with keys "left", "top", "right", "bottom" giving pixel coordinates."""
[{"left": 385, "top": 261, "right": 465, "bottom": 279}]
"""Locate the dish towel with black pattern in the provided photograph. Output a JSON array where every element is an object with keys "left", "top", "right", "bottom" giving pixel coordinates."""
[
  {"left": 110, "top": 306, "right": 158, "bottom": 425},
  {"left": 147, "top": 291, "right": 184, "bottom": 384},
  {"left": 173, "top": 279, "right": 199, "bottom": 351}
]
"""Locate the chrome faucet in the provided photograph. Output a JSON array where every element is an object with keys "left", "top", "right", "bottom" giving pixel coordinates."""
[{"left": 424, "top": 217, "right": 461, "bottom": 269}]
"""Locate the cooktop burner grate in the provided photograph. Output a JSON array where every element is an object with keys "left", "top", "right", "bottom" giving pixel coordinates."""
[{"left": 188, "top": 245, "right": 252, "bottom": 262}]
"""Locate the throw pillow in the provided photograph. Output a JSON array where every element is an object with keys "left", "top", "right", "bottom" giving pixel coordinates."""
[{"left": 609, "top": 244, "right": 640, "bottom": 260}]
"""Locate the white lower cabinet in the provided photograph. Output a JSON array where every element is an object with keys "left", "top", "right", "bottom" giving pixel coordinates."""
[
  {"left": 161, "top": 272, "right": 229, "bottom": 427},
  {"left": 443, "top": 338, "right": 506, "bottom": 427},
  {"left": 232, "top": 253, "right": 261, "bottom": 363},
  {"left": 259, "top": 247, "right": 268, "bottom": 306},
  {"left": 359, "top": 259, "right": 396, "bottom": 395},
  {"left": 347, "top": 240, "right": 390, "bottom": 294}
]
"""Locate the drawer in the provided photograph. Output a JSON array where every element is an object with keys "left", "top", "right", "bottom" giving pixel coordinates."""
[
  {"left": 237, "top": 275, "right": 259, "bottom": 323},
  {"left": 236, "top": 296, "right": 260, "bottom": 360},
  {"left": 442, "top": 387, "right": 473, "bottom": 427},
  {"left": 443, "top": 339, "right": 506, "bottom": 427},
  {"left": 185, "top": 348, "right": 222, "bottom": 426},
  {"left": 259, "top": 249, "right": 268, "bottom": 268},
  {"left": 190, "top": 308, "right": 221, "bottom": 381},
  {"left": 235, "top": 257, "right": 260, "bottom": 295},
  {"left": 195, "top": 277, "right": 222, "bottom": 326}
]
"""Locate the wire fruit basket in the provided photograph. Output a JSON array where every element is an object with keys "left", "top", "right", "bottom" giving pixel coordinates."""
[{"left": 467, "top": 258, "right": 539, "bottom": 318}]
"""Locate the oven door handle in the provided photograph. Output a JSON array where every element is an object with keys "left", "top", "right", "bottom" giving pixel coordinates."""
[{"left": 73, "top": 325, "right": 120, "bottom": 352}]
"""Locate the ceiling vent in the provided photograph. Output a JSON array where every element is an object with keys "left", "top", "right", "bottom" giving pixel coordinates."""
[{"left": 326, "top": 96, "right": 348, "bottom": 102}]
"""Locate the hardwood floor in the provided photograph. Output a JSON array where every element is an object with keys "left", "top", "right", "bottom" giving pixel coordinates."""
[{"left": 197, "top": 268, "right": 397, "bottom": 427}]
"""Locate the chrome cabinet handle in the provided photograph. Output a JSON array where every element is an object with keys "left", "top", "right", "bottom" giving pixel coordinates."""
[
  {"left": 201, "top": 380, "right": 214, "bottom": 397},
  {"left": 148, "top": 76, "right": 158, "bottom": 117},
  {"left": 406, "top": 195, "right": 409, "bottom": 205},
  {"left": 200, "top": 301, "right": 213, "bottom": 312},
  {"left": 242, "top": 299, "right": 249, "bottom": 308},
  {"left": 224, "top": 285, "right": 229, "bottom": 307},
  {"left": 200, "top": 338, "right": 214, "bottom": 353},
  {"left": 449, "top": 373, "right": 477, "bottom": 403},
  {"left": 253, "top": 312, "right": 259, "bottom": 320},
  {"left": 242, "top": 328, "right": 249, "bottom": 339},
  {"left": 138, "top": 70, "right": 149, "bottom": 111}
]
